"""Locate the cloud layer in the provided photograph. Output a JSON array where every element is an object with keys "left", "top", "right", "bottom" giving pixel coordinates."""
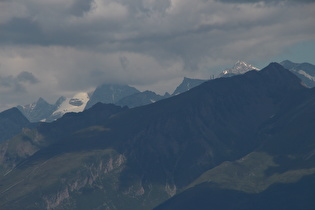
[{"left": 0, "top": 0, "right": 314, "bottom": 110}]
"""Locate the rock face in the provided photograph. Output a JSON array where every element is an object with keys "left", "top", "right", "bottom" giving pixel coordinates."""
[
  {"left": 1, "top": 63, "right": 315, "bottom": 209},
  {"left": 42, "top": 151, "right": 126, "bottom": 210}
]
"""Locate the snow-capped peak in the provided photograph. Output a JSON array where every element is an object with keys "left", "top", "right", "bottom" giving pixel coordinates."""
[
  {"left": 219, "top": 61, "right": 260, "bottom": 77},
  {"left": 51, "top": 92, "right": 89, "bottom": 120},
  {"left": 232, "top": 60, "right": 259, "bottom": 72}
]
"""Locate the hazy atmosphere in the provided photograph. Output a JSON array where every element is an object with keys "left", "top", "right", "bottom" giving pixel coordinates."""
[{"left": 0, "top": 0, "right": 315, "bottom": 111}]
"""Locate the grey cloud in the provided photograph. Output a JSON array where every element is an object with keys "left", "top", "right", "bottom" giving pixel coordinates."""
[
  {"left": 215, "top": 0, "right": 277, "bottom": 3},
  {"left": 119, "top": 56, "right": 129, "bottom": 70},
  {"left": 0, "top": 17, "right": 44, "bottom": 45},
  {"left": 0, "top": 75, "right": 14, "bottom": 87},
  {"left": 0, "top": 71, "right": 39, "bottom": 93},
  {"left": 0, "top": 75, "right": 24, "bottom": 92},
  {"left": 17, "top": 71, "right": 40, "bottom": 84},
  {"left": 119, "top": 0, "right": 171, "bottom": 16},
  {"left": 69, "top": 0, "right": 94, "bottom": 17},
  {"left": 215, "top": 0, "right": 315, "bottom": 4},
  {"left": 0, "top": 0, "right": 314, "bottom": 111}
]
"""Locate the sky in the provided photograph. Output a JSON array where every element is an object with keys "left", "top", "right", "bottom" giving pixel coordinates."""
[{"left": 0, "top": 0, "right": 315, "bottom": 111}]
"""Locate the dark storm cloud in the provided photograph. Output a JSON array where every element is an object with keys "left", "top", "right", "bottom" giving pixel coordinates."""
[
  {"left": 0, "top": 17, "right": 101, "bottom": 47},
  {"left": 0, "top": 18, "right": 45, "bottom": 45}
]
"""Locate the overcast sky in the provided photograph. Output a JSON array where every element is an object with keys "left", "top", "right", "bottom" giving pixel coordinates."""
[{"left": 0, "top": 0, "right": 315, "bottom": 111}]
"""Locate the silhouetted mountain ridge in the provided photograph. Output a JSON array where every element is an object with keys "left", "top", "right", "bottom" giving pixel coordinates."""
[
  {"left": 0, "top": 62, "right": 314, "bottom": 209},
  {"left": 0, "top": 107, "right": 34, "bottom": 143}
]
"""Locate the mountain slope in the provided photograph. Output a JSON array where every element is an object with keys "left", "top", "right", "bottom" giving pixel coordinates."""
[
  {"left": 155, "top": 173, "right": 315, "bottom": 210},
  {"left": 0, "top": 63, "right": 312, "bottom": 209},
  {"left": 155, "top": 87, "right": 315, "bottom": 210},
  {"left": 172, "top": 77, "right": 207, "bottom": 95},
  {"left": 116, "top": 90, "right": 167, "bottom": 108},
  {"left": 280, "top": 60, "right": 315, "bottom": 87},
  {"left": 0, "top": 108, "right": 33, "bottom": 143}
]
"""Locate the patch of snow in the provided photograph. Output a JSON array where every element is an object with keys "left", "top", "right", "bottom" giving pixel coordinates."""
[
  {"left": 51, "top": 92, "right": 89, "bottom": 118},
  {"left": 297, "top": 70, "right": 315, "bottom": 81}
]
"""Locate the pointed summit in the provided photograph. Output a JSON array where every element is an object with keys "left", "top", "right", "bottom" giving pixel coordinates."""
[
  {"left": 0, "top": 107, "right": 31, "bottom": 142},
  {"left": 261, "top": 62, "right": 285, "bottom": 72},
  {"left": 280, "top": 60, "right": 296, "bottom": 69},
  {"left": 37, "top": 97, "right": 49, "bottom": 105},
  {"left": 219, "top": 61, "right": 259, "bottom": 77},
  {"left": 257, "top": 62, "right": 303, "bottom": 90},
  {"left": 17, "top": 97, "right": 55, "bottom": 122}
]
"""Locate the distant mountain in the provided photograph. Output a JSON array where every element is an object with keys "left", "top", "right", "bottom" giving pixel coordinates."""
[
  {"left": 17, "top": 79, "right": 208, "bottom": 122},
  {"left": 1, "top": 63, "right": 314, "bottom": 209},
  {"left": 218, "top": 60, "right": 259, "bottom": 77},
  {"left": 172, "top": 77, "right": 207, "bottom": 95},
  {"left": 47, "top": 92, "right": 89, "bottom": 121},
  {"left": 18, "top": 92, "right": 89, "bottom": 122},
  {"left": 85, "top": 84, "right": 140, "bottom": 110},
  {"left": 116, "top": 90, "right": 167, "bottom": 108},
  {"left": 116, "top": 77, "right": 207, "bottom": 107},
  {"left": 280, "top": 60, "right": 315, "bottom": 87},
  {"left": 0, "top": 107, "right": 33, "bottom": 143},
  {"left": 17, "top": 97, "right": 55, "bottom": 122}
]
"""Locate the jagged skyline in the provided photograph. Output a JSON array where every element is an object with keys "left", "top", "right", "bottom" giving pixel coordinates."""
[{"left": 0, "top": 0, "right": 314, "bottom": 110}]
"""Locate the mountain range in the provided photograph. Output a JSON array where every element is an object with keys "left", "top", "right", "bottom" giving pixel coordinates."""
[
  {"left": 16, "top": 77, "right": 203, "bottom": 123},
  {"left": 15, "top": 61, "right": 259, "bottom": 123},
  {"left": 17, "top": 93, "right": 89, "bottom": 123},
  {"left": 15, "top": 60, "right": 315, "bottom": 123},
  {"left": 0, "top": 62, "right": 314, "bottom": 209}
]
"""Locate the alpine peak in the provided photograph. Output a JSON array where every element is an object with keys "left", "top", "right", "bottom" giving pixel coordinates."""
[{"left": 219, "top": 60, "right": 260, "bottom": 77}]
